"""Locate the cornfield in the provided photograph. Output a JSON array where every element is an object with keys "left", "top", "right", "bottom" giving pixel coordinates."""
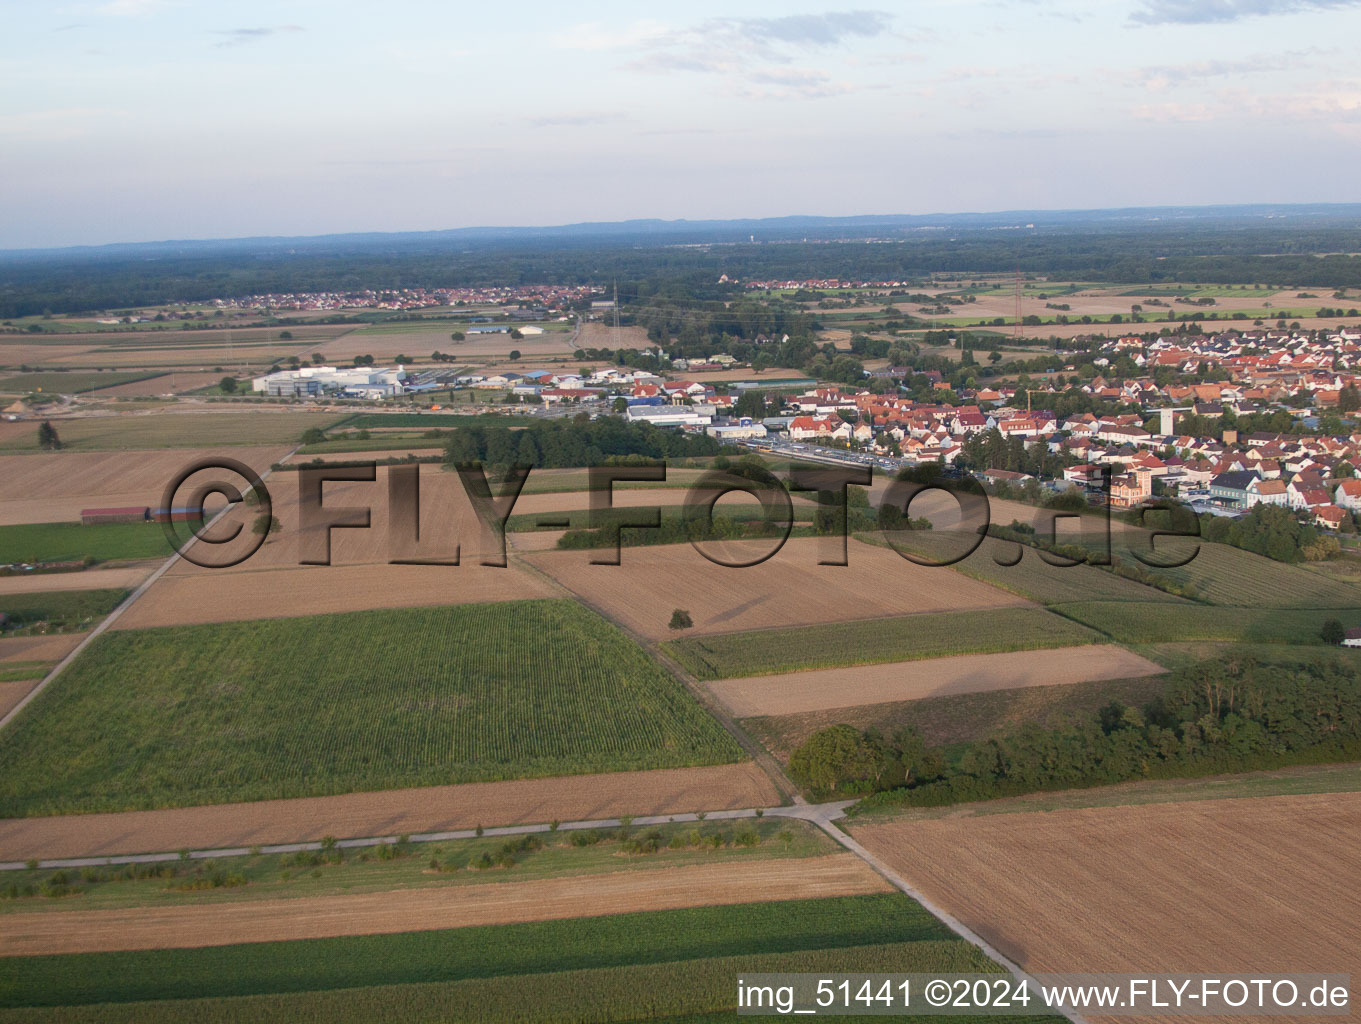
[{"left": 0, "top": 599, "right": 741, "bottom": 817}]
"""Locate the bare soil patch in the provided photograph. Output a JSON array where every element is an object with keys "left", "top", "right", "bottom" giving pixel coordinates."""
[
  {"left": 711, "top": 645, "right": 1165, "bottom": 717},
  {"left": 0, "top": 633, "right": 85, "bottom": 666},
  {"left": 527, "top": 538, "right": 1028, "bottom": 640},
  {"left": 0, "top": 680, "right": 39, "bottom": 719},
  {"left": 0, "top": 762, "right": 779, "bottom": 860},
  {"left": 0, "top": 854, "right": 886, "bottom": 955},
  {"left": 0, "top": 568, "right": 150, "bottom": 595},
  {"left": 852, "top": 792, "right": 1361, "bottom": 1006}
]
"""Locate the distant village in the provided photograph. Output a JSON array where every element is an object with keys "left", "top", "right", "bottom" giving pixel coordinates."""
[{"left": 246, "top": 324, "right": 1361, "bottom": 534}]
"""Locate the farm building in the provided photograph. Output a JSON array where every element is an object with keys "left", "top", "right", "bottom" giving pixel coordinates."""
[
  {"left": 80, "top": 506, "right": 150, "bottom": 525},
  {"left": 1343, "top": 628, "right": 1361, "bottom": 648},
  {"left": 152, "top": 506, "right": 203, "bottom": 523}
]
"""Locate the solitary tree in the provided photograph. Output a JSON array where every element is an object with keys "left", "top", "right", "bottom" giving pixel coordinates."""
[
  {"left": 1322, "top": 619, "right": 1347, "bottom": 645},
  {"left": 251, "top": 514, "right": 281, "bottom": 537},
  {"left": 219, "top": 376, "right": 238, "bottom": 394},
  {"left": 508, "top": 349, "right": 522, "bottom": 362},
  {"left": 668, "top": 609, "right": 693, "bottom": 630},
  {"left": 36, "top": 420, "right": 61, "bottom": 450}
]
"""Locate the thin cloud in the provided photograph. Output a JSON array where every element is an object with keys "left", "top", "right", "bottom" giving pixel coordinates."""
[
  {"left": 1130, "top": 0, "right": 1361, "bottom": 25},
  {"left": 212, "top": 25, "right": 304, "bottom": 48},
  {"left": 528, "top": 113, "right": 627, "bottom": 128},
  {"left": 1134, "top": 48, "right": 1329, "bottom": 88}
]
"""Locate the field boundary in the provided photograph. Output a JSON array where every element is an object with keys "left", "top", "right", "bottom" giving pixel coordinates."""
[{"left": 0, "top": 446, "right": 299, "bottom": 734}]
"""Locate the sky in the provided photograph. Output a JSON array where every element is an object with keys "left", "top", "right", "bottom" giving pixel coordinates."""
[{"left": 4, "top": 0, "right": 1361, "bottom": 248}]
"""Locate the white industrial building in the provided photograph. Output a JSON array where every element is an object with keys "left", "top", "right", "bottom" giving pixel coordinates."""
[{"left": 252, "top": 365, "right": 409, "bottom": 399}]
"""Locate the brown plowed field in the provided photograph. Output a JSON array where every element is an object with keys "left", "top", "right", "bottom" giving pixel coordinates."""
[
  {"left": 711, "top": 645, "right": 1165, "bottom": 717},
  {"left": 0, "top": 568, "right": 149, "bottom": 595},
  {"left": 0, "top": 446, "right": 291, "bottom": 524},
  {"left": 0, "top": 633, "right": 85, "bottom": 666},
  {"left": 0, "top": 762, "right": 780, "bottom": 861},
  {"left": 0, "top": 854, "right": 887, "bottom": 955},
  {"left": 527, "top": 537, "right": 1028, "bottom": 640},
  {"left": 112, "top": 560, "right": 554, "bottom": 628},
  {"left": 853, "top": 792, "right": 1361, "bottom": 998}
]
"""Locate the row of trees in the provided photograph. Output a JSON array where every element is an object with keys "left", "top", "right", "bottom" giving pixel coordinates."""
[
  {"left": 441, "top": 417, "right": 725, "bottom": 469},
  {"left": 788, "top": 654, "right": 1361, "bottom": 803}
]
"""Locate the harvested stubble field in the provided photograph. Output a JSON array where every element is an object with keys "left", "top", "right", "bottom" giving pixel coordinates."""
[
  {"left": 0, "top": 413, "right": 339, "bottom": 453},
  {"left": 0, "top": 567, "right": 149, "bottom": 595},
  {"left": 851, "top": 792, "right": 1361, "bottom": 998},
  {"left": 708, "top": 645, "right": 1165, "bottom": 718},
  {"left": 0, "top": 762, "right": 778, "bottom": 861},
  {"left": 666, "top": 607, "right": 1100, "bottom": 679},
  {"left": 0, "top": 600, "right": 744, "bottom": 818},
  {"left": 527, "top": 537, "right": 1030, "bottom": 640},
  {"left": 112, "top": 561, "right": 555, "bottom": 628},
  {"left": 0, "top": 894, "right": 1015, "bottom": 1024},
  {"left": 0, "top": 855, "right": 888, "bottom": 955}
]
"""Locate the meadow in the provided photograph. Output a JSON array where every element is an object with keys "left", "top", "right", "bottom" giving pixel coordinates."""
[
  {"left": 0, "top": 522, "right": 171, "bottom": 564},
  {"left": 0, "top": 599, "right": 743, "bottom": 817},
  {"left": 0, "top": 894, "right": 1032, "bottom": 1024},
  {"left": 0, "top": 412, "right": 343, "bottom": 452},
  {"left": 0, "top": 372, "right": 164, "bottom": 395},
  {"left": 1051, "top": 601, "right": 1350, "bottom": 645},
  {"left": 666, "top": 607, "right": 1099, "bottom": 680}
]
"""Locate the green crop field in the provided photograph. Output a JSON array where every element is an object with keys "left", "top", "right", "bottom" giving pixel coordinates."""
[
  {"left": 0, "top": 372, "right": 164, "bottom": 395},
  {"left": 1052, "top": 601, "right": 1354, "bottom": 645},
  {"left": 667, "top": 607, "right": 1100, "bottom": 680},
  {"left": 0, "top": 599, "right": 742, "bottom": 816},
  {"left": 882, "top": 533, "right": 1187, "bottom": 606},
  {"left": 0, "top": 894, "right": 1063, "bottom": 1024},
  {"left": 0, "top": 589, "right": 128, "bottom": 633},
  {"left": 1143, "top": 543, "right": 1361, "bottom": 608},
  {"left": 0, "top": 412, "right": 344, "bottom": 452},
  {"left": 0, "top": 522, "right": 171, "bottom": 564}
]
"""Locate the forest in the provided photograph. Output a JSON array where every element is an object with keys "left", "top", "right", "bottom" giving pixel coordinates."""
[
  {"left": 8, "top": 208, "right": 1361, "bottom": 317},
  {"left": 790, "top": 653, "right": 1361, "bottom": 805}
]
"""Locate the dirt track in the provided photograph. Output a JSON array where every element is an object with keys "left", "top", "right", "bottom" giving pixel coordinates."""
[
  {"left": 852, "top": 792, "right": 1361, "bottom": 1008},
  {"left": 711, "top": 645, "right": 1165, "bottom": 717},
  {"left": 0, "top": 854, "right": 887, "bottom": 955},
  {"left": 0, "top": 762, "right": 781, "bottom": 861}
]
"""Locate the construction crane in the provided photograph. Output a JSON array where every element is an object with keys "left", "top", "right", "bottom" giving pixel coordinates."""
[{"left": 1024, "top": 389, "right": 1051, "bottom": 414}]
